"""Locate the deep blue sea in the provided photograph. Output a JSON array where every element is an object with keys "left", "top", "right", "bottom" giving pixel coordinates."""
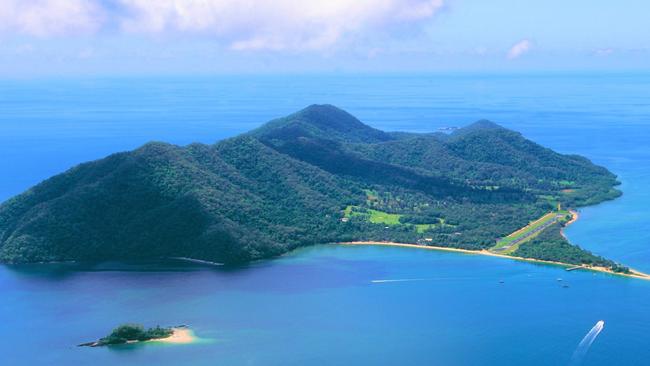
[{"left": 1, "top": 73, "right": 649, "bottom": 365}]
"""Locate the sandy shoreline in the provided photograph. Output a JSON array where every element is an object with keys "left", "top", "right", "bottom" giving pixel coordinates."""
[
  {"left": 340, "top": 241, "right": 650, "bottom": 280},
  {"left": 149, "top": 327, "right": 197, "bottom": 344},
  {"left": 338, "top": 211, "right": 650, "bottom": 280},
  {"left": 78, "top": 327, "right": 198, "bottom": 347}
]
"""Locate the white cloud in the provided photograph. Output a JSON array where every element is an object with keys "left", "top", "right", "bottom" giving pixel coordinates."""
[
  {"left": 507, "top": 39, "right": 532, "bottom": 60},
  {"left": 0, "top": 0, "right": 445, "bottom": 51},
  {"left": 0, "top": 0, "right": 104, "bottom": 37},
  {"left": 120, "top": 0, "right": 445, "bottom": 51}
]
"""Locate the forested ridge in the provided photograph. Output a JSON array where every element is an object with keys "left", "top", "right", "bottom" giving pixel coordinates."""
[{"left": 0, "top": 105, "right": 623, "bottom": 267}]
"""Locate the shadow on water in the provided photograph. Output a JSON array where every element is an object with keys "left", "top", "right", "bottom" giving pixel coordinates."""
[
  {"left": 2, "top": 259, "right": 219, "bottom": 280},
  {"left": 0, "top": 248, "right": 390, "bottom": 293},
  {"left": 103, "top": 342, "right": 148, "bottom": 353}
]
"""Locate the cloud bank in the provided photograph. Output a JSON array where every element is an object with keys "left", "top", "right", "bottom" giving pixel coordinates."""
[
  {"left": 507, "top": 39, "right": 532, "bottom": 59},
  {"left": 0, "top": 0, "right": 104, "bottom": 37},
  {"left": 0, "top": 0, "right": 445, "bottom": 50}
]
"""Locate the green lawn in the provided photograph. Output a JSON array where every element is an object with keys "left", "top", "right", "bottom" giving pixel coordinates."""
[
  {"left": 344, "top": 205, "right": 450, "bottom": 233},
  {"left": 344, "top": 206, "right": 402, "bottom": 225},
  {"left": 367, "top": 209, "right": 402, "bottom": 225}
]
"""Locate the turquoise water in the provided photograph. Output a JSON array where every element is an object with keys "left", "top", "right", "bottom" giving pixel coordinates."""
[{"left": 1, "top": 73, "right": 649, "bottom": 365}]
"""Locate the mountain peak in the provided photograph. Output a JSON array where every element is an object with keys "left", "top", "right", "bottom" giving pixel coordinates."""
[
  {"left": 293, "top": 104, "right": 366, "bottom": 130},
  {"left": 449, "top": 119, "right": 508, "bottom": 139},
  {"left": 468, "top": 119, "right": 503, "bottom": 129},
  {"left": 252, "top": 104, "right": 394, "bottom": 143},
  {"left": 297, "top": 103, "right": 347, "bottom": 117}
]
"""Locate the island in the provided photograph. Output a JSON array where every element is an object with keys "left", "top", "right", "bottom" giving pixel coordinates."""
[
  {"left": 0, "top": 104, "right": 644, "bottom": 277},
  {"left": 78, "top": 324, "right": 194, "bottom": 347}
]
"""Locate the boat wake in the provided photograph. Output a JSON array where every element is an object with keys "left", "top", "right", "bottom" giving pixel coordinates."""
[
  {"left": 570, "top": 320, "right": 605, "bottom": 366},
  {"left": 371, "top": 278, "right": 429, "bottom": 283}
]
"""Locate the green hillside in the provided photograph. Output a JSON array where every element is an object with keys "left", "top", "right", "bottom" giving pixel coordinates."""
[{"left": 0, "top": 105, "right": 624, "bottom": 269}]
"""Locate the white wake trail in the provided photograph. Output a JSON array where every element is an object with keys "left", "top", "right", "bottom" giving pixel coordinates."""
[
  {"left": 569, "top": 320, "right": 605, "bottom": 366},
  {"left": 371, "top": 278, "right": 429, "bottom": 283}
]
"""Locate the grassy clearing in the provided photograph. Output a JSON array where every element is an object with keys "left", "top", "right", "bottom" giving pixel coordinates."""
[
  {"left": 415, "top": 224, "right": 435, "bottom": 233},
  {"left": 344, "top": 205, "right": 451, "bottom": 233},
  {"left": 367, "top": 209, "right": 402, "bottom": 225},
  {"left": 415, "top": 219, "right": 454, "bottom": 233},
  {"left": 344, "top": 206, "right": 402, "bottom": 225}
]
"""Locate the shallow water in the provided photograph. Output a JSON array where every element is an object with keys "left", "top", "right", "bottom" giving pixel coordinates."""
[{"left": 1, "top": 73, "right": 649, "bottom": 365}]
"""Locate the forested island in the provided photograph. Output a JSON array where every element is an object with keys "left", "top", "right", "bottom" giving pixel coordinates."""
[
  {"left": 79, "top": 324, "right": 175, "bottom": 347},
  {"left": 0, "top": 104, "right": 633, "bottom": 273}
]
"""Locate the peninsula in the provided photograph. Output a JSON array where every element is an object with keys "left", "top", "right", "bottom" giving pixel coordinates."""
[
  {"left": 0, "top": 105, "right": 634, "bottom": 274},
  {"left": 341, "top": 211, "right": 650, "bottom": 280}
]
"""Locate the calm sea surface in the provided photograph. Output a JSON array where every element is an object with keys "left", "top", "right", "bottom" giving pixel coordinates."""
[{"left": 1, "top": 73, "right": 649, "bottom": 365}]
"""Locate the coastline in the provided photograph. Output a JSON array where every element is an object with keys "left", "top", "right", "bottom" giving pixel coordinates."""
[
  {"left": 559, "top": 209, "right": 579, "bottom": 240},
  {"left": 148, "top": 327, "right": 197, "bottom": 344},
  {"left": 338, "top": 211, "right": 650, "bottom": 280},
  {"left": 340, "top": 241, "right": 650, "bottom": 280},
  {"left": 566, "top": 209, "right": 580, "bottom": 226}
]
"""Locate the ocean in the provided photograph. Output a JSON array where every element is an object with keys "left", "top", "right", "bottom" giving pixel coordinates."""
[{"left": 1, "top": 73, "right": 649, "bottom": 365}]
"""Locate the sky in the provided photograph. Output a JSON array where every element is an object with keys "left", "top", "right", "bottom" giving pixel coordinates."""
[{"left": 0, "top": 0, "right": 648, "bottom": 77}]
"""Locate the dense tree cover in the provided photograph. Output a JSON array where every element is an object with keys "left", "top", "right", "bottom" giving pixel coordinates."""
[
  {"left": 249, "top": 104, "right": 393, "bottom": 143},
  {"left": 513, "top": 223, "right": 629, "bottom": 272},
  {"left": 95, "top": 324, "right": 173, "bottom": 346},
  {"left": 0, "top": 104, "right": 623, "bottom": 266},
  {"left": 0, "top": 137, "right": 358, "bottom": 264},
  {"left": 347, "top": 121, "right": 621, "bottom": 207}
]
